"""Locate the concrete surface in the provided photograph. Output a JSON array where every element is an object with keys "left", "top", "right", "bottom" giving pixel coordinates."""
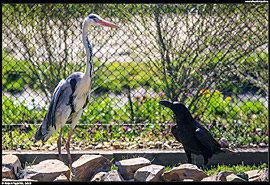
[{"left": 2, "top": 148, "right": 268, "bottom": 167}]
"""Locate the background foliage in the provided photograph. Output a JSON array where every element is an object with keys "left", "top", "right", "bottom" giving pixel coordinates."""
[{"left": 2, "top": 4, "right": 268, "bottom": 148}]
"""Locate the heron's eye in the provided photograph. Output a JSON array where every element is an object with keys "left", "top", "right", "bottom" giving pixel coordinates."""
[{"left": 93, "top": 18, "right": 97, "bottom": 22}]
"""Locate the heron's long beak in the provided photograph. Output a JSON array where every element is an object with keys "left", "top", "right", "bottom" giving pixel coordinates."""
[
  {"left": 97, "top": 19, "right": 120, "bottom": 29},
  {"left": 158, "top": 100, "right": 173, "bottom": 109}
]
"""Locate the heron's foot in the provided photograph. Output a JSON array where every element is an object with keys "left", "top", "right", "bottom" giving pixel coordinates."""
[
  {"left": 71, "top": 172, "right": 77, "bottom": 181},
  {"left": 70, "top": 167, "right": 77, "bottom": 181},
  {"left": 70, "top": 166, "right": 75, "bottom": 173}
]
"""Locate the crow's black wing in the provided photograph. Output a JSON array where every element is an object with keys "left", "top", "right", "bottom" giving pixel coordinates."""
[{"left": 194, "top": 122, "right": 221, "bottom": 152}]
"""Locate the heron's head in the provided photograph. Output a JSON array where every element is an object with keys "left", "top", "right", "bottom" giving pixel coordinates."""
[
  {"left": 84, "top": 14, "right": 120, "bottom": 29},
  {"left": 159, "top": 100, "right": 193, "bottom": 122}
]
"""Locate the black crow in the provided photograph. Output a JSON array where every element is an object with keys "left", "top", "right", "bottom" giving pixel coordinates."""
[{"left": 159, "top": 100, "right": 237, "bottom": 165}]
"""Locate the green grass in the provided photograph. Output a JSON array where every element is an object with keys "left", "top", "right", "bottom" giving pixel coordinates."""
[
  {"left": 3, "top": 50, "right": 268, "bottom": 95},
  {"left": 2, "top": 52, "right": 162, "bottom": 94},
  {"left": 204, "top": 163, "right": 268, "bottom": 176},
  {"left": 2, "top": 54, "right": 33, "bottom": 93},
  {"left": 164, "top": 163, "right": 268, "bottom": 176},
  {"left": 94, "top": 60, "right": 161, "bottom": 94}
]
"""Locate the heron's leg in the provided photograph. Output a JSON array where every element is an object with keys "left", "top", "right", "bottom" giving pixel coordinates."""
[
  {"left": 58, "top": 112, "right": 69, "bottom": 162},
  {"left": 57, "top": 127, "right": 64, "bottom": 161},
  {"left": 66, "top": 110, "right": 83, "bottom": 180},
  {"left": 66, "top": 128, "right": 74, "bottom": 168}
]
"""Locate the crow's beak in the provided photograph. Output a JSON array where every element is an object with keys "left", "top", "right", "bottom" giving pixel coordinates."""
[{"left": 158, "top": 100, "right": 173, "bottom": 109}]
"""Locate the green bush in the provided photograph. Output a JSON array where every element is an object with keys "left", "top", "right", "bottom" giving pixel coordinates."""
[{"left": 2, "top": 89, "right": 268, "bottom": 150}]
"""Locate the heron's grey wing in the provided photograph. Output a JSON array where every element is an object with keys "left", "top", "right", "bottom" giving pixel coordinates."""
[
  {"left": 194, "top": 123, "right": 221, "bottom": 152},
  {"left": 35, "top": 79, "right": 69, "bottom": 140},
  {"left": 46, "top": 79, "right": 69, "bottom": 129}
]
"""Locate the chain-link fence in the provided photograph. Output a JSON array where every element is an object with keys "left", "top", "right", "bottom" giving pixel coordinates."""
[{"left": 2, "top": 4, "right": 268, "bottom": 130}]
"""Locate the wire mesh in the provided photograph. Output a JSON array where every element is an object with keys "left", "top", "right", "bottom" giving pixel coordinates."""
[{"left": 2, "top": 4, "right": 268, "bottom": 129}]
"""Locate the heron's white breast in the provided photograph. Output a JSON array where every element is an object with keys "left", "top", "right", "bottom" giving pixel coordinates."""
[{"left": 73, "top": 79, "right": 91, "bottom": 111}]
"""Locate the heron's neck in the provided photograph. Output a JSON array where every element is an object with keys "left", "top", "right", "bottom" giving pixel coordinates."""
[{"left": 82, "top": 21, "right": 94, "bottom": 81}]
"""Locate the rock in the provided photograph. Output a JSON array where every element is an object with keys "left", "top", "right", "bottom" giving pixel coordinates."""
[
  {"left": 121, "top": 142, "right": 129, "bottom": 148},
  {"left": 244, "top": 169, "right": 260, "bottom": 181},
  {"left": 2, "top": 178, "right": 38, "bottom": 182},
  {"left": 125, "top": 179, "right": 135, "bottom": 182},
  {"left": 155, "top": 141, "right": 163, "bottom": 148},
  {"left": 48, "top": 144, "right": 57, "bottom": 151},
  {"left": 30, "top": 146, "right": 38, "bottom": 151},
  {"left": 259, "top": 143, "right": 266, "bottom": 148},
  {"left": 83, "top": 145, "right": 93, "bottom": 150},
  {"left": 94, "top": 143, "right": 103, "bottom": 149},
  {"left": 257, "top": 168, "right": 268, "bottom": 181},
  {"left": 17, "top": 179, "right": 38, "bottom": 181},
  {"left": 162, "top": 163, "right": 208, "bottom": 182},
  {"left": 103, "top": 142, "right": 112, "bottom": 148},
  {"left": 72, "top": 155, "right": 112, "bottom": 182},
  {"left": 23, "top": 159, "right": 70, "bottom": 182},
  {"left": 245, "top": 168, "right": 269, "bottom": 182},
  {"left": 171, "top": 142, "right": 181, "bottom": 148},
  {"left": 226, "top": 173, "right": 247, "bottom": 182},
  {"left": 115, "top": 157, "right": 151, "bottom": 180},
  {"left": 201, "top": 171, "right": 236, "bottom": 182},
  {"left": 163, "top": 143, "right": 172, "bottom": 149},
  {"left": 134, "top": 164, "right": 165, "bottom": 182},
  {"left": 2, "top": 154, "right": 21, "bottom": 179},
  {"left": 247, "top": 143, "right": 256, "bottom": 148},
  {"left": 219, "top": 138, "right": 229, "bottom": 148},
  {"left": 90, "top": 170, "right": 124, "bottom": 182},
  {"left": 90, "top": 172, "right": 107, "bottom": 181},
  {"left": 112, "top": 142, "right": 121, "bottom": 149},
  {"left": 53, "top": 173, "right": 69, "bottom": 182},
  {"left": 183, "top": 179, "right": 193, "bottom": 181},
  {"left": 72, "top": 146, "right": 81, "bottom": 150},
  {"left": 128, "top": 144, "right": 139, "bottom": 149},
  {"left": 236, "top": 172, "right": 248, "bottom": 181},
  {"left": 148, "top": 145, "right": 155, "bottom": 149}
]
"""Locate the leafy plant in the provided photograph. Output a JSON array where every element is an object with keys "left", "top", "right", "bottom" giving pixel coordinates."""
[
  {"left": 204, "top": 163, "right": 268, "bottom": 176},
  {"left": 130, "top": 4, "right": 268, "bottom": 121},
  {"left": 2, "top": 91, "right": 268, "bottom": 150},
  {"left": 21, "top": 157, "right": 37, "bottom": 170}
]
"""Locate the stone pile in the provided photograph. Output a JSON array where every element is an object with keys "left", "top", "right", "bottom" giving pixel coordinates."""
[
  {"left": 28, "top": 140, "right": 181, "bottom": 151},
  {"left": 2, "top": 154, "right": 21, "bottom": 180},
  {"left": 27, "top": 139, "right": 268, "bottom": 152},
  {"left": 2, "top": 154, "right": 268, "bottom": 182}
]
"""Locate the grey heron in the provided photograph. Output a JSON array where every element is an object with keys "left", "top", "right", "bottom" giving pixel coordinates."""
[{"left": 34, "top": 14, "right": 120, "bottom": 169}]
